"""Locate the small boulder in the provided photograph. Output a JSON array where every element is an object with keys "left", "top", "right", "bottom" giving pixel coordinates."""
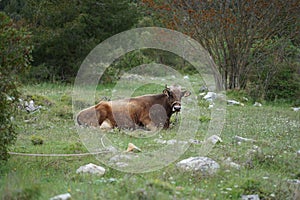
[
  {"left": 176, "top": 157, "right": 220, "bottom": 175},
  {"left": 241, "top": 194, "right": 260, "bottom": 200},
  {"left": 206, "top": 135, "right": 222, "bottom": 144},
  {"left": 223, "top": 157, "right": 241, "bottom": 170},
  {"left": 292, "top": 107, "right": 300, "bottom": 112},
  {"left": 234, "top": 136, "right": 256, "bottom": 143},
  {"left": 50, "top": 193, "right": 71, "bottom": 200},
  {"left": 76, "top": 163, "right": 105, "bottom": 176},
  {"left": 227, "top": 100, "right": 244, "bottom": 106},
  {"left": 253, "top": 102, "right": 262, "bottom": 107},
  {"left": 203, "top": 92, "right": 217, "bottom": 102}
]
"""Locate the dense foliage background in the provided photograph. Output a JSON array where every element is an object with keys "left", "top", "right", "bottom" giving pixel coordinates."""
[{"left": 0, "top": 12, "right": 32, "bottom": 161}]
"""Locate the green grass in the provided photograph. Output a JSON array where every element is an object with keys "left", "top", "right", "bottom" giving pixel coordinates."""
[{"left": 0, "top": 81, "right": 299, "bottom": 200}]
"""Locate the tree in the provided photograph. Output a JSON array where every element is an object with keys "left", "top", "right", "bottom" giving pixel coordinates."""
[
  {"left": 0, "top": 12, "right": 32, "bottom": 161},
  {"left": 142, "top": 0, "right": 300, "bottom": 90},
  {"left": 2, "top": 0, "right": 141, "bottom": 82}
]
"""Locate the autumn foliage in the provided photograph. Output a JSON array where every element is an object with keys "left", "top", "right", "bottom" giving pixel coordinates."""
[{"left": 143, "top": 0, "right": 300, "bottom": 94}]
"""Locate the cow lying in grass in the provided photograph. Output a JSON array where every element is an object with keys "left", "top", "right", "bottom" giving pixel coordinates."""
[{"left": 76, "top": 85, "right": 190, "bottom": 131}]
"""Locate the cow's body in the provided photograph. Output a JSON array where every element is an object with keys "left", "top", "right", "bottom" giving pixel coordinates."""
[{"left": 76, "top": 85, "right": 190, "bottom": 131}]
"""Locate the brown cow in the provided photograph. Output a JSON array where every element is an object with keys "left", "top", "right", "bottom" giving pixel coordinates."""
[{"left": 76, "top": 85, "right": 191, "bottom": 131}]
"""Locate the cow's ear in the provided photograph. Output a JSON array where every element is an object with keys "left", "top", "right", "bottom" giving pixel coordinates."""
[
  {"left": 182, "top": 91, "right": 191, "bottom": 97},
  {"left": 163, "top": 89, "right": 170, "bottom": 97}
]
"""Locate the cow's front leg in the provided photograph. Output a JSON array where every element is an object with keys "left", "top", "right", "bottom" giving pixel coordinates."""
[
  {"left": 163, "top": 118, "right": 170, "bottom": 129},
  {"left": 141, "top": 117, "right": 158, "bottom": 132}
]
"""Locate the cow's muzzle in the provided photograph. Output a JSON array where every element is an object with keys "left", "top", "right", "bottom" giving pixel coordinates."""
[{"left": 172, "top": 101, "right": 181, "bottom": 112}]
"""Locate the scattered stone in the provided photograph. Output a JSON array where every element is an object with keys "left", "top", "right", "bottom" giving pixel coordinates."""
[
  {"left": 76, "top": 163, "right": 105, "bottom": 176},
  {"left": 104, "top": 145, "right": 118, "bottom": 153},
  {"left": 227, "top": 100, "right": 244, "bottom": 106},
  {"left": 205, "top": 135, "right": 222, "bottom": 144},
  {"left": 154, "top": 139, "right": 188, "bottom": 145},
  {"left": 297, "top": 150, "right": 300, "bottom": 156},
  {"left": 287, "top": 179, "right": 300, "bottom": 184},
  {"left": 234, "top": 136, "right": 256, "bottom": 143},
  {"left": 176, "top": 157, "right": 220, "bottom": 175},
  {"left": 241, "top": 194, "right": 260, "bottom": 200},
  {"left": 203, "top": 92, "right": 217, "bottom": 102},
  {"left": 292, "top": 107, "right": 300, "bottom": 112},
  {"left": 25, "top": 100, "right": 42, "bottom": 113},
  {"left": 183, "top": 75, "right": 189, "bottom": 80},
  {"left": 242, "top": 97, "right": 249, "bottom": 102},
  {"left": 247, "top": 145, "right": 262, "bottom": 154},
  {"left": 167, "top": 139, "right": 188, "bottom": 145},
  {"left": 50, "top": 193, "right": 71, "bottom": 200},
  {"left": 154, "top": 138, "right": 167, "bottom": 144},
  {"left": 189, "top": 139, "right": 202, "bottom": 145},
  {"left": 208, "top": 104, "right": 214, "bottom": 109},
  {"left": 126, "top": 143, "right": 141, "bottom": 153},
  {"left": 199, "top": 85, "right": 208, "bottom": 92},
  {"left": 287, "top": 179, "right": 300, "bottom": 200},
  {"left": 253, "top": 102, "right": 262, "bottom": 107},
  {"left": 223, "top": 157, "right": 241, "bottom": 170},
  {"left": 109, "top": 154, "right": 138, "bottom": 168}
]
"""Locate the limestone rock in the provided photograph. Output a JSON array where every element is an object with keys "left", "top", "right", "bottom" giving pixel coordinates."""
[
  {"left": 50, "top": 193, "right": 71, "bottom": 200},
  {"left": 292, "top": 107, "right": 300, "bottom": 112},
  {"left": 223, "top": 157, "right": 241, "bottom": 170},
  {"left": 253, "top": 102, "right": 262, "bottom": 107},
  {"left": 234, "top": 136, "right": 256, "bottom": 143},
  {"left": 176, "top": 157, "right": 220, "bottom": 175},
  {"left": 227, "top": 100, "right": 244, "bottom": 106},
  {"left": 76, "top": 163, "right": 105, "bottom": 176},
  {"left": 241, "top": 194, "right": 260, "bottom": 200},
  {"left": 206, "top": 135, "right": 222, "bottom": 144},
  {"left": 203, "top": 92, "right": 217, "bottom": 102}
]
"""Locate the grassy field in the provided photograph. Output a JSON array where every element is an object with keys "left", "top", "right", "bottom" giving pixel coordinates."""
[{"left": 0, "top": 81, "right": 299, "bottom": 200}]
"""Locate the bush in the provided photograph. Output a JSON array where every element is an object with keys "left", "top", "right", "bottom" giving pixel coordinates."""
[{"left": 0, "top": 12, "right": 32, "bottom": 161}]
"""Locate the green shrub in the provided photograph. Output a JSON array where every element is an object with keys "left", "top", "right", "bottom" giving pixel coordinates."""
[{"left": 0, "top": 12, "right": 32, "bottom": 161}]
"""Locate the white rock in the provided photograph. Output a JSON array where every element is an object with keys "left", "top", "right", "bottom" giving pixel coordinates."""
[
  {"left": 76, "top": 163, "right": 105, "bottom": 176},
  {"left": 297, "top": 150, "right": 300, "bottom": 156},
  {"left": 253, "top": 102, "right": 262, "bottom": 107},
  {"left": 206, "top": 135, "right": 222, "bottom": 144},
  {"left": 234, "top": 135, "right": 256, "bottom": 143},
  {"left": 199, "top": 92, "right": 207, "bottom": 97},
  {"left": 203, "top": 92, "right": 217, "bottom": 102},
  {"left": 189, "top": 139, "right": 202, "bottom": 144},
  {"left": 227, "top": 100, "right": 244, "bottom": 106},
  {"left": 183, "top": 75, "right": 189, "bottom": 79},
  {"left": 287, "top": 179, "right": 300, "bottom": 185},
  {"left": 242, "top": 97, "right": 249, "bottom": 102},
  {"left": 241, "top": 194, "right": 260, "bottom": 200},
  {"left": 224, "top": 157, "right": 241, "bottom": 170},
  {"left": 167, "top": 139, "right": 178, "bottom": 145},
  {"left": 154, "top": 138, "right": 167, "bottom": 144},
  {"left": 176, "top": 157, "right": 220, "bottom": 175},
  {"left": 25, "top": 100, "right": 42, "bottom": 112},
  {"left": 50, "top": 193, "right": 71, "bottom": 200},
  {"left": 292, "top": 107, "right": 300, "bottom": 112}
]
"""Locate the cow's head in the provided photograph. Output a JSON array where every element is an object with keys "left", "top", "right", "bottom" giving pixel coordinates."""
[{"left": 163, "top": 85, "right": 191, "bottom": 112}]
